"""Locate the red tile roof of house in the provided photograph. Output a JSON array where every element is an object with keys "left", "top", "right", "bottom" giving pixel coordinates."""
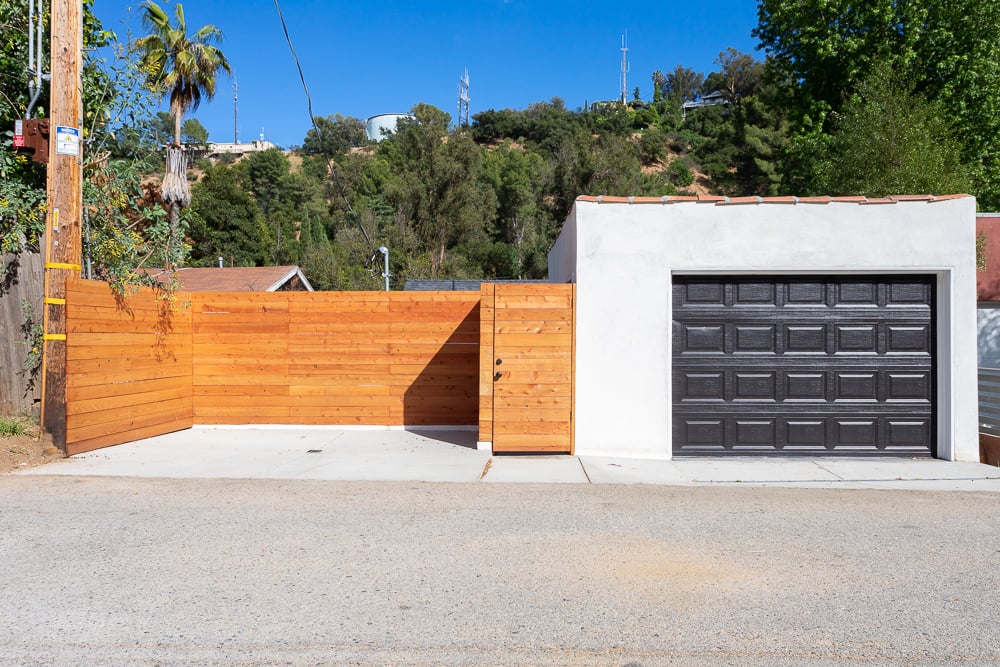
[{"left": 137, "top": 265, "right": 313, "bottom": 292}]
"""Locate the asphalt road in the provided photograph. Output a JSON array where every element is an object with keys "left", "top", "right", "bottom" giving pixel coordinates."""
[{"left": 2, "top": 475, "right": 999, "bottom": 666}]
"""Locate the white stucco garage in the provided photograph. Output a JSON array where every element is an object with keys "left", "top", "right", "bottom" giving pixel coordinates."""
[{"left": 548, "top": 194, "right": 978, "bottom": 461}]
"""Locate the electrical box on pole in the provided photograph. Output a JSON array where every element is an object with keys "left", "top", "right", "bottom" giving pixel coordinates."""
[
  {"left": 13, "top": 118, "right": 51, "bottom": 163},
  {"left": 40, "top": 0, "right": 84, "bottom": 452}
]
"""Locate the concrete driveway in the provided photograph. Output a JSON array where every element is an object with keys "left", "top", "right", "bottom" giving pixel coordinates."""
[{"left": 18, "top": 425, "right": 1000, "bottom": 491}]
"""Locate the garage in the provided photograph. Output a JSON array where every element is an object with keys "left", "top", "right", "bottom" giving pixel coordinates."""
[
  {"left": 547, "top": 194, "right": 977, "bottom": 461},
  {"left": 672, "top": 275, "right": 935, "bottom": 456}
]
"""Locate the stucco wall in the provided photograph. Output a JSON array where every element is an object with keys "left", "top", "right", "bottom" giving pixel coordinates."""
[{"left": 549, "top": 196, "right": 978, "bottom": 461}]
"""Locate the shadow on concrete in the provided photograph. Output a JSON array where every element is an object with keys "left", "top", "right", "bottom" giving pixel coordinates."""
[{"left": 404, "top": 428, "right": 478, "bottom": 450}]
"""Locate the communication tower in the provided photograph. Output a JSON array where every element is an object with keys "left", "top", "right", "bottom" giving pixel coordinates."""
[
  {"left": 620, "top": 32, "right": 630, "bottom": 105},
  {"left": 458, "top": 68, "right": 470, "bottom": 127},
  {"left": 233, "top": 77, "right": 239, "bottom": 144}
]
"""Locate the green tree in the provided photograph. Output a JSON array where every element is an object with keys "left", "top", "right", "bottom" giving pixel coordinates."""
[
  {"left": 134, "top": 0, "right": 230, "bottom": 268},
  {"left": 665, "top": 66, "right": 704, "bottom": 104},
  {"left": 824, "top": 67, "right": 971, "bottom": 197},
  {"left": 481, "top": 142, "right": 551, "bottom": 277},
  {"left": 380, "top": 104, "right": 496, "bottom": 277},
  {"left": 188, "top": 163, "right": 268, "bottom": 266},
  {"left": 150, "top": 111, "right": 174, "bottom": 145},
  {"left": 714, "top": 48, "right": 764, "bottom": 103},
  {"left": 754, "top": 0, "right": 1000, "bottom": 205},
  {"left": 181, "top": 117, "right": 209, "bottom": 145},
  {"left": 301, "top": 114, "right": 367, "bottom": 156}
]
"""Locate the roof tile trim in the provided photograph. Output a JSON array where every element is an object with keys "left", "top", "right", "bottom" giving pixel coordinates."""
[{"left": 576, "top": 194, "right": 970, "bottom": 205}]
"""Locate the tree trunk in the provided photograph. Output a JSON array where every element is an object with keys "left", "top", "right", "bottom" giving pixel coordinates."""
[
  {"left": 172, "top": 104, "right": 182, "bottom": 147},
  {"left": 161, "top": 146, "right": 190, "bottom": 272}
]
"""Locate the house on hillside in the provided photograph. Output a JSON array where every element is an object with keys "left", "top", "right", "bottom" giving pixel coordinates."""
[
  {"left": 138, "top": 265, "right": 313, "bottom": 292},
  {"left": 681, "top": 90, "right": 729, "bottom": 117}
]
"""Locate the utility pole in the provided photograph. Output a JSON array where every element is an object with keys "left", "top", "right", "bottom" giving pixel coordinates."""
[{"left": 40, "top": 0, "right": 83, "bottom": 451}]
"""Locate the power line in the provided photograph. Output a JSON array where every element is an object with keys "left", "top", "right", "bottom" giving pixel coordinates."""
[{"left": 271, "top": 0, "right": 377, "bottom": 262}]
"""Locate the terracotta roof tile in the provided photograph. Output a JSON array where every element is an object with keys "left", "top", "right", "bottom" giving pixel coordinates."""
[
  {"left": 575, "top": 194, "right": 971, "bottom": 206},
  {"left": 889, "top": 194, "right": 935, "bottom": 202},
  {"left": 718, "top": 196, "right": 762, "bottom": 205}
]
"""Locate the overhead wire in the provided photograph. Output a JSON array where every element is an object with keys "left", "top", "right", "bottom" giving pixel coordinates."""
[{"left": 271, "top": 0, "right": 378, "bottom": 267}]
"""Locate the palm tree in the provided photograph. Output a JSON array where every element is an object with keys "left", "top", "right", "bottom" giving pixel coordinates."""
[{"left": 134, "top": 1, "right": 230, "bottom": 270}]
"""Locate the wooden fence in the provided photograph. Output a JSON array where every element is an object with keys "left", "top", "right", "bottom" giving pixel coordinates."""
[
  {"left": 192, "top": 291, "right": 480, "bottom": 425},
  {"left": 0, "top": 253, "right": 44, "bottom": 415},
  {"left": 63, "top": 280, "right": 573, "bottom": 455},
  {"left": 65, "top": 279, "right": 193, "bottom": 454},
  {"left": 65, "top": 283, "right": 481, "bottom": 452}
]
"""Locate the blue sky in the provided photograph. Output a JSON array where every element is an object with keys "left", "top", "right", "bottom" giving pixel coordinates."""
[{"left": 94, "top": 0, "right": 762, "bottom": 149}]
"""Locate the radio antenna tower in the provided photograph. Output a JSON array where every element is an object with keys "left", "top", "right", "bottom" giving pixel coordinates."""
[
  {"left": 620, "top": 32, "right": 630, "bottom": 105},
  {"left": 458, "top": 68, "right": 470, "bottom": 127},
  {"left": 233, "top": 77, "right": 239, "bottom": 144}
]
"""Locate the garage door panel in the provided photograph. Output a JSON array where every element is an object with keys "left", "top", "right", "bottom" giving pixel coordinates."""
[
  {"left": 734, "top": 372, "right": 777, "bottom": 401},
  {"left": 785, "top": 373, "right": 826, "bottom": 401},
  {"left": 887, "top": 420, "right": 931, "bottom": 447},
  {"left": 677, "top": 324, "right": 726, "bottom": 353},
  {"left": 678, "top": 372, "right": 725, "bottom": 401},
  {"left": 835, "top": 325, "right": 878, "bottom": 353},
  {"left": 735, "top": 282, "right": 777, "bottom": 304},
  {"left": 833, "top": 372, "right": 879, "bottom": 402},
  {"left": 887, "top": 325, "right": 931, "bottom": 352},
  {"left": 835, "top": 281, "right": 879, "bottom": 305},
  {"left": 787, "top": 281, "right": 826, "bottom": 304},
  {"left": 886, "top": 372, "right": 931, "bottom": 401},
  {"left": 678, "top": 321, "right": 929, "bottom": 357},
  {"left": 734, "top": 325, "right": 777, "bottom": 352},
  {"left": 682, "top": 282, "right": 725, "bottom": 304},
  {"left": 888, "top": 280, "right": 932, "bottom": 304},
  {"left": 673, "top": 275, "right": 935, "bottom": 457},
  {"left": 786, "top": 325, "right": 828, "bottom": 353},
  {"left": 675, "top": 368, "right": 932, "bottom": 403},
  {"left": 675, "top": 414, "right": 935, "bottom": 455}
]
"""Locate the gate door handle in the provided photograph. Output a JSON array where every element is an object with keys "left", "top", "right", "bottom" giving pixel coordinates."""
[{"left": 494, "top": 371, "right": 502, "bottom": 381}]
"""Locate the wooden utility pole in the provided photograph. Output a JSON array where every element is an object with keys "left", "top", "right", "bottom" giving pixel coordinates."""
[{"left": 40, "top": 0, "right": 83, "bottom": 451}]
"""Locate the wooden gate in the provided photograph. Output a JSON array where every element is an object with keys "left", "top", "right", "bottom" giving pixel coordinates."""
[{"left": 479, "top": 283, "right": 575, "bottom": 453}]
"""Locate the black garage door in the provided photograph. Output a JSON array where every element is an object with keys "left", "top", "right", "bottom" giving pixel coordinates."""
[{"left": 672, "top": 275, "right": 935, "bottom": 457}]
